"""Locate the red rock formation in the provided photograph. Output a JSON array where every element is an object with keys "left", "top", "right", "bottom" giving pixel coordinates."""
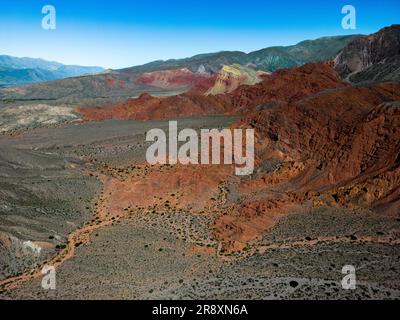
[
  {"left": 334, "top": 24, "right": 400, "bottom": 82},
  {"left": 217, "top": 62, "right": 347, "bottom": 113},
  {"left": 136, "top": 68, "right": 212, "bottom": 90},
  {"left": 78, "top": 62, "right": 400, "bottom": 251},
  {"left": 78, "top": 92, "right": 229, "bottom": 121},
  {"left": 213, "top": 82, "right": 400, "bottom": 250},
  {"left": 240, "top": 82, "right": 400, "bottom": 190},
  {"left": 78, "top": 62, "right": 345, "bottom": 120},
  {"left": 205, "top": 64, "right": 267, "bottom": 95}
]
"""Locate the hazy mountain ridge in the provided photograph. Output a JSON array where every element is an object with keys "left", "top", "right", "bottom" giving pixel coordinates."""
[
  {"left": 124, "top": 35, "right": 361, "bottom": 74},
  {"left": 0, "top": 34, "right": 360, "bottom": 103},
  {"left": 0, "top": 55, "right": 104, "bottom": 87}
]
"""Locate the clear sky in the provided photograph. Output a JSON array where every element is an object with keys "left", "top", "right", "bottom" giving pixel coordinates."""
[{"left": 1, "top": 0, "right": 399, "bottom": 69}]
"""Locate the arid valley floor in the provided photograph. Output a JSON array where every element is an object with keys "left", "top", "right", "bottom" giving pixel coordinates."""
[{"left": 0, "top": 116, "right": 398, "bottom": 299}]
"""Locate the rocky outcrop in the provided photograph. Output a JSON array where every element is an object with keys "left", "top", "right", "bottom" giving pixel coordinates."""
[
  {"left": 213, "top": 82, "right": 400, "bottom": 249},
  {"left": 78, "top": 62, "right": 345, "bottom": 120},
  {"left": 135, "top": 64, "right": 267, "bottom": 96},
  {"left": 135, "top": 68, "right": 212, "bottom": 89},
  {"left": 78, "top": 60, "right": 400, "bottom": 251},
  {"left": 334, "top": 24, "right": 400, "bottom": 82},
  {"left": 346, "top": 55, "right": 400, "bottom": 83},
  {"left": 77, "top": 91, "right": 227, "bottom": 121},
  {"left": 205, "top": 64, "right": 268, "bottom": 95},
  {"left": 238, "top": 81, "right": 400, "bottom": 203},
  {"left": 217, "top": 62, "right": 346, "bottom": 113}
]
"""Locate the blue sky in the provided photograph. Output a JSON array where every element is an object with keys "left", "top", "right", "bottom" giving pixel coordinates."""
[{"left": 1, "top": 0, "right": 399, "bottom": 69}]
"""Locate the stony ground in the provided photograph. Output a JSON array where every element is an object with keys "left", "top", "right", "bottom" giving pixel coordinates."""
[{"left": 0, "top": 116, "right": 399, "bottom": 299}]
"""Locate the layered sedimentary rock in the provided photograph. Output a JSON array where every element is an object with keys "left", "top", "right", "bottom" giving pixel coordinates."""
[
  {"left": 78, "top": 62, "right": 345, "bottom": 120},
  {"left": 216, "top": 81, "right": 400, "bottom": 249},
  {"left": 77, "top": 92, "right": 227, "bottom": 121},
  {"left": 77, "top": 44, "right": 400, "bottom": 251},
  {"left": 135, "top": 68, "right": 212, "bottom": 89},
  {"left": 205, "top": 64, "right": 268, "bottom": 95},
  {"left": 334, "top": 24, "right": 400, "bottom": 82}
]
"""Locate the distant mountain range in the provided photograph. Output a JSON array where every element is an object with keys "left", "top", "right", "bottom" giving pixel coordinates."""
[
  {"left": 0, "top": 34, "right": 362, "bottom": 104},
  {"left": 123, "top": 35, "right": 361, "bottom": 74},
  {"left": 0, "top": 55, "right": 104, "bottom": 87}
]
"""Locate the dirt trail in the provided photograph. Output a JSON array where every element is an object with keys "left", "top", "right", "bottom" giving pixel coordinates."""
[
  {"left": 0, "top": 163, "right": 231, "bottom": 292},
  {"left": 2, "top": 160, "right": 398, "bottom": 293},
  {"left": 0, "top": 174, "right": 120, "bottom": 292}
]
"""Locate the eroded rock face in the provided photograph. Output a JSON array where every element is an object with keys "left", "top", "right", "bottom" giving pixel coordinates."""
[
  {"left": 77, "top": 92, "right": 227, "bottom": 121},
  {"left": 78, "top": 62, "right": 345, "bottom": 121},
  {"left": 210, "top": 61, "right": 400, "bottom": 249},
  {"left": 247, "top": 83, "right": 399, "bottom": 160},
  {"left": 334, "top": 24, "right": 400, "bottom": 82},
  {"left": 218, "top": 82, "right": 400, "bottom": 247},
  {"left": 77, "top": 60, "right": 399, "bottom": 252},
  {"left": 135, "top": 68, "right": 212, "bottom": 89},
  {"left": 205, "top": 64, "right": 268, "bottom": 95},
  {"left": 216, "top": 62, "right": 347, "bottom": 113}
]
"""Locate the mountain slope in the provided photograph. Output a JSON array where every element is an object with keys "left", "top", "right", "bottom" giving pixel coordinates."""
[
  {"left": 217, "top": 81, "right": 400, "bottom": 247},
  {"left": 334, "top": 24, "right": 400, "bottom": 83},
  {"left": 283, "top": 35, "right": 361, "bottom": 62},
  {"left": 205, "top": 64, "right": 267, "bottom": 95},
  {"left": 78, "top": 60, "right": 400, "bottom": 245},
  {"left": 0, "top": 68, "right": 58, "bottom": 87},
  {"left": 125, "top": 34, "right": 360, "bottom": 74},
  {"left": 0, "top": 34, "right": 358, "bottom": 103},
  {"left": 78, "top": 62, "right": 346, "bottom": 121},
  {"left": 0, "top": 55, "right": 62, "bottom": 71},
  {"left": 0, "top": 55, "right": 104, "bottom": 87}
]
